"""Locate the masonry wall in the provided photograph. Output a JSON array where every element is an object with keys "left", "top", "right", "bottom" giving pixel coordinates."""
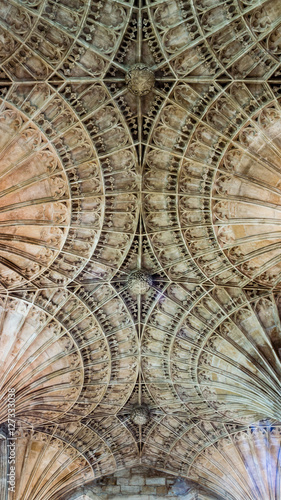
[
  {"left": 71, "top": 467, "right": 198, "bottom": 500},
  {"left": 83, "top": 467, "right": 180, "bottom": 499}
]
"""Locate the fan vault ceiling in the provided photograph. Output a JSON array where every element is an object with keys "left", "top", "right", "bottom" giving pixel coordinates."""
[{"left": 0, "top": 0, "right": 281, "bottom": 498}]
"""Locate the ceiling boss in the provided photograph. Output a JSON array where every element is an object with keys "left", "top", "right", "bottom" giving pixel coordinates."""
[{"left": 125, "top": 63, "right": 155, "bottom": 96}]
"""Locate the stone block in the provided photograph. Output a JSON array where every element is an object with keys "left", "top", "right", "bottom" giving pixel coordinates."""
[
  {"left": 129, "top": 475, "right": 145, "bottom": 486},
  {"left": 146, "top": 477, "right": 166, "bottom": 485},
  {"left": 121, "top": 485, "right": 141, "bottom": 494},
  {"left": 117, "top": 477, "right": 130, "bottom": 485},
  {"left": 142, "top": 485, "right": 157, "bottom": 495},
  {"left": 157, "top": 486, "right": 168, "bottom": 495},
  {"left": 102, "top": 485, "right": 120, "bottom": 494},
  {"left": 114, "top": 469, "right": 131, "bottom": 478}
]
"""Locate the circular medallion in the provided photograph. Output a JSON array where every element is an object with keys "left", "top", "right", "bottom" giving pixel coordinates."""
[
  {"left": 127, "top": 269, "right": 152, "bottom": 294},
  {"left": 125, "top": 63, "right": 155, "bottom": 96},
  {"left": 130, "top": 404, "right": 150, "bottom": 425}
]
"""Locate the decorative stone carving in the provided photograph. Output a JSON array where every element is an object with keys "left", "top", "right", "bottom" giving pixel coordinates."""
[
  {"left": 127, "top": 269, "right": 153, "bottom": 294},
  {"left": 3, "top": 426, "right": 94, "bottom": 500},
  {"left": 125, "top": 64, "right": 155, "bottom": 96},
  {"left": 130, "top": 404, "right": 150, "bottom": 425},
  {"left": 187, "top": 424, "right": 281, "bottom": 500}
]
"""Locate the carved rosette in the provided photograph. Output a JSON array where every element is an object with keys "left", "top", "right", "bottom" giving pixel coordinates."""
[
  {"left": 130, "top": 405, "right": 150, "bottom": 425},
  {"left": 127, "top": 269, "right": 153, "bottom": 294},
  {"left": 125, "top": 64, "right": 155, "bottom": 96}
]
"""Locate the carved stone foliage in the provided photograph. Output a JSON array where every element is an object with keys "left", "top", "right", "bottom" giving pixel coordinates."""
[{"left": 125, "top": 64, "right": 155, "bottom": 96}]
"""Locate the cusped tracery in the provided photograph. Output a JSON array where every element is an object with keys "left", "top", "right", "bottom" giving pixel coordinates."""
[
  {"left": 143, "top": 81, "right": 281, "bottom": 288},
  {"left": 0, "top": 0, "right": 132, "bottom": 81},
  {"left": 0, "top": 294, "right": 109, "bottom": 424},
  {"left": 142, "top": 284, "right": 281, "bottom": 423},
  {"left": 0, "top": 283, "right": 139, "bottom": 426},
  {"left": 143, "top": 419, "right": 281, "bottom": 500},
  {"left": 8, "top": 426, "right": 94, "bottom": 500},
  {"left": 4, "top": 417, "right": 139, "bottom": 499},
  {"left": 0, "top": 79, "right": 140, "bottom": 288},
  {"left": 0, "top": 102, "right": 71, "bottom": 288},
  {"left": 147, "top": 0, "right": 281, "bottom": 79},
  {"left": 187, "top": 424, "right": 281, "bottom": 500}
]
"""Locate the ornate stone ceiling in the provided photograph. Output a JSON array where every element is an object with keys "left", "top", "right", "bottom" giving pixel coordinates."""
[{"left": 0, "top": 0, "right": 281, "bottom": 498}]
